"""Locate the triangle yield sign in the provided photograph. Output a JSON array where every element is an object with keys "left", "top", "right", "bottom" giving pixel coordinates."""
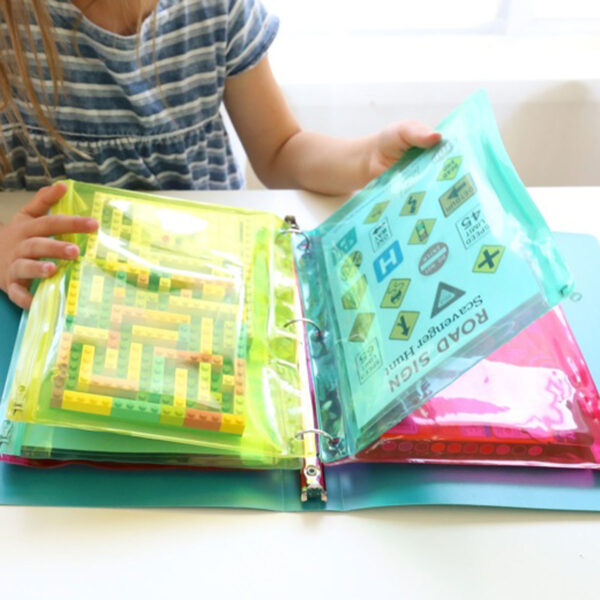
[{"left": 431, "top": 282, "right": 466, "bottom": 318}]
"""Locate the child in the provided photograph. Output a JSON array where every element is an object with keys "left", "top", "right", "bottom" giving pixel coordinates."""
[{"left": 0, "top": 0, "right": 441, "bottom": 309}]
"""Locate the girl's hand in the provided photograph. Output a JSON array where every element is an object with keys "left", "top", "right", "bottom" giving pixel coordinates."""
[
  {"left": 0, "top": 183, "right": 98, "bottom": 309},
  {"left": 367, "top": 120, "right": 442, "bottom": 180}
]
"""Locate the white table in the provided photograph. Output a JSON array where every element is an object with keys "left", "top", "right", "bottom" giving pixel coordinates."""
[{"left": 1, "top": 187, "right": 600, "bottom": 600}]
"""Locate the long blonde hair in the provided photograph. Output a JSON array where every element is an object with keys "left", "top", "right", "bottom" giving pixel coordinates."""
[
  {"left": 0, "top": 0, "right": 66, "bottom": 180},
  {"left": 0, "top": 1, "right": 156, "bottom": 182}
]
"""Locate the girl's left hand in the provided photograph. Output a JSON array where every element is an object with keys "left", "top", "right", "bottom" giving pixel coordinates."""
[{"left": 367, "top": 121, "right": 442, "bottom": 180}]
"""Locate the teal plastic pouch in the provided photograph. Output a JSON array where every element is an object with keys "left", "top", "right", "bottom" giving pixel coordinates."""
[{"left": 294, "top": 90, "right": 573, "bottom": 461}]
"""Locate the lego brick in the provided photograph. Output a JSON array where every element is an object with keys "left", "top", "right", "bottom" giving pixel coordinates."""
[
  {"left": 173, "top": 368, "right": 188, "bottom": 409},
  {"left": 159, "top": 404, "right": 186, "bottom": 426},
  {"left": 168, "top": 295, "right": 237, "bottom": 316},
  {"left": 219, "top": 413, "right": 245, "bottom": 435},
  {"left": 78, "top": 344, "right": 95, "bottom": 389},
  {"left": 88, "top": 374, "right": 137, "bottom": 398},
  {"left": 127, "top": 342, "right": 143, "bottom": 383},
  {"left": 66, "top": 278, "right": 80, "bottom": 316},
  {"left": 111, "top": 397, "right": 161, "bottom": 425},
  {"left": 200, "top": 317, "right": 213, "bottom": 354},
  {"left": 131, "top": 325, "right": 178, "bottom": 347},
  {"left": 183, "top": 408, "right": 222, "bottom": 431},
  {"left": 62, "top": 390, "right": 113, "bottom": 416},
  {"left": 73, "top": 325, "right": 110, "bottom": 344},
  {"left": 104, "top": 347, "right": 119, "bottom": 374}
]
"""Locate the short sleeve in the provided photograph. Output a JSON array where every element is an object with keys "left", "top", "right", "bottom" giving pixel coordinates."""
[{"left": 226, "top": 0, "right": 279, "bottom": 77}]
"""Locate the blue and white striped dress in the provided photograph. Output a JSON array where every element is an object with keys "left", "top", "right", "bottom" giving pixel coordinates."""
[{"left": 1, "top": 0, "right": 278, "bottom": 190}]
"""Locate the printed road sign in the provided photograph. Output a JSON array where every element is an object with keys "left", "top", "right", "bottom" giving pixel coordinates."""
[
  {"left": 437, "top": 156, "right": 463, "bottom": 181},
  {"left": 349, "top": 313, "right": 375, "bottom": 342},
  {"left": 439, "top": 174, "right": 476, "bottom": 217},
  {"left": 390, "top": 311, "right": 419, "bottom": 341},
  {"left": 336, "top": 228, "right": 357, "bottom": 255},
  {"left": 473, "top": 245, "right": 505, "bottom": 274},
  {"left": 400, "top": 192, "right": 425, "bottom": 216},
  {"left": 380, "top": 278, "right": 411, "bottom": 309},
  {"left": 342, "top": 274, "right": 368, "bottom": 309},
  {"left": 340, "top": 250, "right": 362, "bottom": 281},
  {"left": 455, "top": 206, "right": 489, "bottom": 249},
  {"left": 431, "top": 282, "right": 466, "bottom": 317},
  {"left": 374, "top": 241, "right": 403, "bottom": 283},
  {"left": 370, "top": 218, "right": 392, "bottom": 252},
  {"left": 364, "top": 201, "right": 389, "bottom": 224},
  {"left": 408, "top": 219, "right": 436, "bottom": 245},
  {"left": 356, "top": 339, "right": 383, "bottom": 383}
]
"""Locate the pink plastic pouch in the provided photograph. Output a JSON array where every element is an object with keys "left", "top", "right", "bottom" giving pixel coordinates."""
[{"left": 351, "top": 307, "right": 600, "bottom": 468}]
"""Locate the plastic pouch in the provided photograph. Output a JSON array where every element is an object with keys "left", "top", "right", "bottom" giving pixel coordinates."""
[
  {"left": 351, "top": 306, "right": 600, "bottom": 468},
  {"left": 3, "top": 181, "right": 310, "bottom": 468},
  {"left": 295, "top": 90, "right": 573, "bottom": 461}
]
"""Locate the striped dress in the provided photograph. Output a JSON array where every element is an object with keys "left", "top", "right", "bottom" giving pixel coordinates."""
[{"left": 0, "top": 0, "right": 278, "bottom": 190}]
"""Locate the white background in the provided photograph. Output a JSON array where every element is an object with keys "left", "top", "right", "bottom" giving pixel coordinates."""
[{"left": 234, "top": 0, "right": 600, "bottom": 188}]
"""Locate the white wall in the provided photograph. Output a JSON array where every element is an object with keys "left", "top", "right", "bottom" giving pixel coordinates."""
[{"left": 231, "top": 33, "right": 600, "bottom": 189}]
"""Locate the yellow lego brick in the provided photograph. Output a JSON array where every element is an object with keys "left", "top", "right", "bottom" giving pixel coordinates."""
[
  {"left": 219, "top": 413, "right": 245, "bottom": 435},
  {"left": 110, "top": 209, "right": 123, "bottom": 238},
  {"left": 117, "top": 306, "right": 189, "bottom": 328},
  {"left": 159, "top": 405, "right": 186, "bottom": 426},
  {"left": 91, "top": 194, "right": 105, "bottom": 219},
  {"left": 159, "top": 277, "right": 171, "bottom": 292},
  {"left": 78, "top": 344, "right": 95, "bottom": 389},
  {"left": 169, "top": 296, "right": 238, "bottom": 317},
  {"left": 66, "top": 279, "right": 80, "bottom": 316},
  {"left": 62, "top": 390, "right": 113, "bottom": 416},
  {"left": 88, "top": 374, "right": 137, "bottom": 398},
  {"left": 73, "top": 325, "right": 110, "bottom": 344},
  {"left": 85, "top": 233, "right": 98, "bottom": 260},
  {"left": 221, "top": 375, "right": 235, "bottom": 393},
  {"left": 173, "top": 368, "right": 188, "bottom": 409},
  {"left": 233, "top": 394, "right": 244, "bottom": 416},
  {"left": 127, "top": 342, "right": 143, "bottom": 383},
  {"left": 90, "top": 275, "right": 104, "bottom": 303},
  {"left": 113, "top": 287, "right": 126, "bottom": 300},
  {"left": 200, "top": 317, "right": 213, "bottom": 354},
  {"left": 104, "top": 347, "right": 119, "bottom": 374},
  {"left": 106, "top": 251, "right": 119, "bottom": 265},
  {"left": 132, "top": 325, "right": 178, "bottom": 347},
  {"left": 131, "top": 222, "right": 142, "bottom": 244},
  {"left": 203, "top": 283, "right": 226, "bottom": 301},
  {"left": 180, "top": 289, "right": 193, "bottom": 298}
]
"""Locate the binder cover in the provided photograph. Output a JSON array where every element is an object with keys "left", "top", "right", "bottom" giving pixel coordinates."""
[{"left": 0, "top": 232, "right": 598, "bottom": 511}]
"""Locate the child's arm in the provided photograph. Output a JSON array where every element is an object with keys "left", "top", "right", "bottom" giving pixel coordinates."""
[
  {"left": 0, "top": 183, "right": 98, "bottom": 309},
  {"left": 224, "top": 57, "right": 441, "bottom": 195}
]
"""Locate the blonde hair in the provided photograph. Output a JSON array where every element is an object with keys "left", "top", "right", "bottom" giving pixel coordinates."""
[
  {"left": 0, "top": 0, "right": 67, "bottom": 180},
  {"left": 0, "top": 1, "right": 158, "bottom": 182}
]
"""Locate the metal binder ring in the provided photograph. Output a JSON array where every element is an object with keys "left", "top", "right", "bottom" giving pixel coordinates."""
[
  {"left": 277, "top": 227, "right": 310, "bottom": 250},
  {"left": 295, "top": 428, "right": 339, "bottom": 447},
  {"left": 284, "top": 318, "right": 322, "bottom": 337}
]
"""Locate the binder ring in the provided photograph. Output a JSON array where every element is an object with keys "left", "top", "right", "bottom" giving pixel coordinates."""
[
  {"left": 284, "top": 318, "right": 322, "bottom": 337},
  {"left": 278, "top": 216, "right": 310, "bottom": 250},
  {"left": 277, "top": 227, "right": 310, "bottom": 249},
  {"left": 296, "top": 428, "right": 340, "bottom": 447}
]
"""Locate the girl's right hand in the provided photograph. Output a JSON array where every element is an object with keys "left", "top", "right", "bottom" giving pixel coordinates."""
[{"left": 0, "top": 183, "right": 98, "bottom": 309}]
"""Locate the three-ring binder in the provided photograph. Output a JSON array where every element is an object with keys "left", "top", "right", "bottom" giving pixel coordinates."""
[{"left": 277, "top": 215, "right": 310, "bottom": 250}]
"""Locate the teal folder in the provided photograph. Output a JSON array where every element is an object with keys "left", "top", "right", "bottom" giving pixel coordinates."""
[{"left": 0, "top": 232, "right": 599, "bottom": 511}]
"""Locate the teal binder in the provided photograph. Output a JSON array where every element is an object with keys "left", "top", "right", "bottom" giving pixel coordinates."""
[{"left": 0, "top": 232, "right": 599, "bottom": 511}]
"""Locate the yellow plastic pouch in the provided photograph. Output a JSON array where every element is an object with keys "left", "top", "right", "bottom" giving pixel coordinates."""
[{"left": 5, "top": 181, "right": 309, "bottom": 468}]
